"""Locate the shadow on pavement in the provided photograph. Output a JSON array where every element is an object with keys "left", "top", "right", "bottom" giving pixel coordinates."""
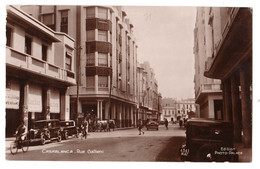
[{"left": 156, "top": 136, "right": 185, "bottom": 162}]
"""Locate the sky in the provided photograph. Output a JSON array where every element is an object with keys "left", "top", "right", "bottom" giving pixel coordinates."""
[{"left": 124, "top": 6, "right": 197, "bottom": 99}]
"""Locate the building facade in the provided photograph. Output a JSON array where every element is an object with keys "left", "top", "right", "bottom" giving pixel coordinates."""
[
  {"left": 6, "top": 5, "right": 76, "bottom": 137},
  {"left": 161, "top": 98, "right": 198, "bottom": 122},
  {"left": 21, "top": 5, "right": 161, "bottom": 128},
  {"left": 193, "top": 7, "right": 223, "bottom": 120},
  {"left": 136, "top": 62, "right": 161, "bottom": 122},
  {"left": 196, "top": 7, "right": 252, "bottom": 148}
]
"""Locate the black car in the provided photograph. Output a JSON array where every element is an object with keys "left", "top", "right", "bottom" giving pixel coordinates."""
[
  {"left": 180, "top": 118, "right": 238, "bottom": 162},
  {"left": 146, "top": 119, "right": 159, "bottom": 130},
  {"left": 28, "top": 119, "right": 62, "bottom": 145},
  {"left": 60, "top": 120, "right": 79, "bottom": 140}
]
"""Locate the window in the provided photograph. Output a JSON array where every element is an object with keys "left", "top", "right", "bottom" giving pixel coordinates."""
[
  {"left": 86, "top": 30, "right": 95, "bottom": 41},
  {"left": 65, "top": 53, "right": 72, "bottom": 70},
  {"left": 25, "top": 36, "right": 32, "bottom": 55},
  {"left": 98, "top": 53, "right": 108, "bottom": 66},
  {"left": 86, "top": 53, "right": 95, "bottom": 66},
  {"left": 86, "top": 76, "right": 95, "bottom": 87},
  {"left": 6, "top": 26, "right": 12, "bottom": 47},
  {"left": 65, "top": 48, "right": 73, "bottom": 70},
  {"left": 98, "top": 7, "right": 107, "bottom": 19},
  {"left": 42, "top": 44, "right": 47, "bottom": 61},
  {"left": 60, "top": 10, "right": 68, "bottom": 33},
  {"left": 110, "top": 31, "right": 112, "bottom": 43},
  {"left": 42, "top": 14, "right": 55, "bottom": 30},
  {"left": 98, "top": 30, "right": 107, "bottom": 42},
  {"left": 98, "top": 76, "right": 108, "bottom": 87},
  {"left": 86, "top": 7, "right": 95, "bottom": 19}
]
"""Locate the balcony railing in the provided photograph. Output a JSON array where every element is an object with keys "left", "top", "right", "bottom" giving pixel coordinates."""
[
  {"left": 6, "top": 47, "right": 76, "bottom": 84},
  {"left": 195, "top": 83, "right": 222, "bottom": 99}
]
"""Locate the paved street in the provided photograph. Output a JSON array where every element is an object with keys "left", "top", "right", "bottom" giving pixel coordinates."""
[{"left": 6, "top": 124, "right": 186, "bottom": 161}]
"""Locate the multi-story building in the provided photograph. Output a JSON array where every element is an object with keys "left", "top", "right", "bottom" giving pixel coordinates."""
[
  {"left": 161, "top": 98, "right": 177, "bottom": 122},
  {"left": 6, "top": 5, "right": 76, "bottom": 137},
  {"left": 161, "top": 98, "right": 198, "bottom": 122},
  {"left": 136, "top": 62, "right": 161, "bottom": 122},
  {"left": 195, "top": 7, "right": 252, "bottom": 149},
  {"left": 21, "top": 5, "right": 161, "bottom": 128},
  {"left": 193, "top": 7, "right": 223, "bottom": 120}
]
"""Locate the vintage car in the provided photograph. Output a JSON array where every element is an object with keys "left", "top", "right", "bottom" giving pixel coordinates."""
[
  {"left": 28, "top": 119, "right": 62, "bottom": 145},
  {"left": 180, "top": 118, "right": 238, "bottom": 162},
  {"left": 158, "top": 120, "right": 165, "bottom": 125},
  {"left": 60, "top": 120, "right": 79, "bottom": 139},
  {"left": 146, "top": 119, "right": 159, "bottom": 130}
]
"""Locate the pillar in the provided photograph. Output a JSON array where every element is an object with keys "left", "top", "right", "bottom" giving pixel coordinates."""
[
  {"left": 222, "top": 79, "right": 232, "bottom": 122},
  {"left": 126, "top": 105, "right": 129, "bottom": 127},
  {"left": 97, "top": 100, "right": 100, "bottom": 119},
  {"left": 119, "top": 104, "right": 122, "bottom": 127},
  {"left": 231, "top": 74, "right": 242, "bottom": 142},
  {"left": 130, "top": 106, "right": 133, "bottom": 127},
  {"left": 240, "top": 67, "right": 252, "bottom": 148},
  {"left": 23, "top": 82, "right": 29, "bottom": 129},
  {"left": 60, "top": 88, "right": 70, "bottom": 121},
  {"left": 100, "top": 100, "right": 103, "bottom": 120},
  {"left": 44, "top": 86, "right": 51, "bottom": 120},
  {"left": 111, "top": 103, "right": 116, "bottom": 120},
  {"left": 105, "top": 101, "right": 110, "bottom": 120},
  {"left": 122, "top": 104, "right": 125, "bottom": 127}
]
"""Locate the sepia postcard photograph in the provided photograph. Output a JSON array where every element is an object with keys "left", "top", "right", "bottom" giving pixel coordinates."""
[{"left": 2, "top": 0, "right": 258, "bottom": 168}]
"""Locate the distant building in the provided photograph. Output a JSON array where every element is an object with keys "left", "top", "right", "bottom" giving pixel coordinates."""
[
  {"left": 161, "top": 98, "right": 198, "bottom": 122},
  {"left": 137, "top": 62, "right": 161, "bottom": 122},
  {"left": 6, "top": 5, "right": 76, "bottom": 137}
]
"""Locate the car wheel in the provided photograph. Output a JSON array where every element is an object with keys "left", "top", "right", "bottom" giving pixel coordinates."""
[
  {"left": 64, "top": 130, "right": 69, "bottom": 140},
  {"left": 40, "top": 133, "right": 45, "bottom": 145},
  {"left": 57, "top": 131, "right": 62, "bottom": 142}
]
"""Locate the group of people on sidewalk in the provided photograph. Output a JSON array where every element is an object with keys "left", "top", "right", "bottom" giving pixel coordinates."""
[{"left": 14, "top": 117, "right": 170, "bottom": 141}]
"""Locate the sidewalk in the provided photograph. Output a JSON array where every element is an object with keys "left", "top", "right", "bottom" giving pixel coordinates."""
[
  {"left": 5, "top": 126, "right": 135, "bottom": 152},
  {"left": 5, "top": 137, "right": 16, "bottom": 152}
]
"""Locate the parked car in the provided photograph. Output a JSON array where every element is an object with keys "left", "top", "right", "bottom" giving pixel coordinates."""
[
  {"left": 146, "top": 119, "right": 159, "bottom": 130},
  {"left": 28, "top": 119, "right": 62, "bottom": 145},
  {"left": 179, "top": 118, "right": 238, "bottom": 162},
  {"left": 60, "top": 120, "right": 79, "bottom": 140}
]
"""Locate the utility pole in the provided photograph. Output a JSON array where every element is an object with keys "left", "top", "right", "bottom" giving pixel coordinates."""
[
  {"left": 108, "top": 66, "right": 112, "bottom": 120},
  {"left": 76, "top": 6, "right": 82, "bottom": 126}
]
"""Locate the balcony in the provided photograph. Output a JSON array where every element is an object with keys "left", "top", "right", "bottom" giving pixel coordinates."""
[
  {"left": 6, "top": 47, "right": 76, "bottom": 85},
  {"left": 86, "top": 18, "right": 112, "bottom": 32},
  {"left": 195, "top": 83, "right": 222, "bottom": 99}
]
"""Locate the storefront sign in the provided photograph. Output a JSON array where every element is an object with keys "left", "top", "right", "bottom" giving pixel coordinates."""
[
  {"left": 50, "top": 88, "right": 60, "bottom": 113},
  {"left": 28, "top": 84, "right": 42, "bottom": 112},
  {"left": 6, "top": 81, "right": 20, "bottom": 109}
]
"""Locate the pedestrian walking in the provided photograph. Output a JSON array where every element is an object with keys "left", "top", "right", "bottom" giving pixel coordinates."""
[
  {"left": 164, "top": 118, "right": 169, "bottom": 130},
  {"left": 138, "top": 119, "right": 144, "bottom": 135},
  {"left": 81, "top": 118, "right": 89, "bottom": 139}
]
